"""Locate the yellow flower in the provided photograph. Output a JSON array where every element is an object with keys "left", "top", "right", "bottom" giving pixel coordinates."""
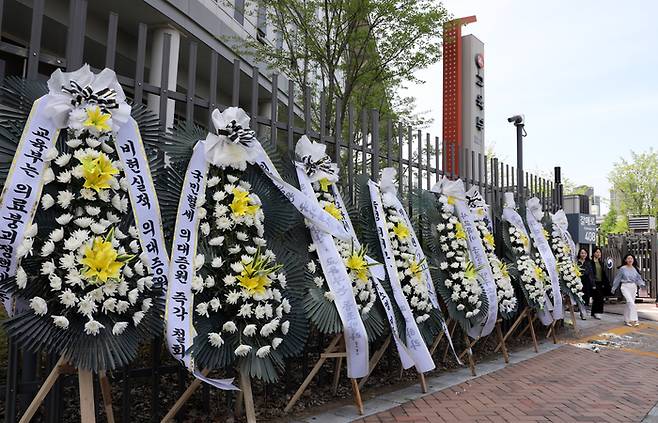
[
  {"left": 447, "top": 196, "right": 456, "bottom": 205},
  {"left": 392, "top": 222, "right": 410, "bottom": 239},
  {"left": 236, "top": 248, "right": 281, "bottom": 296},
  {"left": 534, "top": 264, "right": 546, "bottom": 282},
  {"left": 464, "top": 261, "right": 478, "bottom": 281},
  {"left": 499, "top": 262, "right": 510, "bottom": 279},
  {"left": 408, "top": 259, "right": 424, "bottom": 281},
  {"left": 519, "top": 233, "right": 529, "bottom": 248},
  {"left": 346, "top": 248, "right": 369, "bottom": 283},
  {"left": 230, "top": 187, "right": 260, "bottom": 217},
  {"left": 542, "top": 228, "right": 550, "bottom": 239},
  {"left": 573, "top": 264, "right": 582, "bottom": 278},
  {"left": 83, "top": 106, "right": 112, "bottom": 132},
  {"left": 79, "top": 153, "right": 119, "bottom": 192},
  {"left": 319, "top": 178, "right": 332, "bottom": 192},
  {"left": 455, "top": 222, "right": 466, "bottom": 240},
  {"left": 483, "top": 232, "right": 495, "bottom": 248},
  {"left": 81, "top": 236, "right": 125, "bottom": 283},
  {"left": 323, "top": 202, "right": 342, "bottom": 221}
]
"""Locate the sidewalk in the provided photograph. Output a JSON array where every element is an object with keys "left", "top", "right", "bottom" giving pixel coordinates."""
[{"left": 294, "top": 314, "right": 658, "bottom": 423}]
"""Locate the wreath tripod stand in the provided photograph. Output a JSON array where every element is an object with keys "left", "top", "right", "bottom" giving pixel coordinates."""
[{"left": 19, "top": 356, "right": 115, "bottom": 423}]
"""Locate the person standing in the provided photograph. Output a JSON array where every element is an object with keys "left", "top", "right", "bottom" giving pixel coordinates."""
[
  {"left": 590, "top": 247, "right": 609, "bottom": 319},
  {"left": 611, "top": 254, "right": 645, "bottom": 327},
  {"left": 577, "top": 248, "right": 594, "bottom": 317}
]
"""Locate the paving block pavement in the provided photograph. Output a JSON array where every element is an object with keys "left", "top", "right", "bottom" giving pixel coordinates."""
[{"left": 352, "top": 322, "right": 658, "bottom": 423}]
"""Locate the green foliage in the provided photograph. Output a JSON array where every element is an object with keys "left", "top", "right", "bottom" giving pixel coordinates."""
[
  {"left": 609, "top": 149, "right": 658, "bottom": 220},
  {"left": 231, "top": 0, "right": 449, "bottom": 128},
  {"left": 599, "top": 207, "right": 629, "bottom": 241}
]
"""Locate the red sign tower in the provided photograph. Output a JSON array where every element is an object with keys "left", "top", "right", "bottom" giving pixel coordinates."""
[{"left": 442, "top": 16, "right": 477, "bottom": 175}]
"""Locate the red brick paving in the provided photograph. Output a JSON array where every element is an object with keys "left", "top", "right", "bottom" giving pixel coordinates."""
[{"left": 356, "top": 345, "right": 658, "bottom": 422}]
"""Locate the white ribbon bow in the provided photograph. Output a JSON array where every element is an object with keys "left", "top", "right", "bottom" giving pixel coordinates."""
[
  {"left": 204, "top": 107, "right": 260, "bottom": 169},
  {"left": 551, "top": 210, "right": 568, "bottom": 231},
  {"left": 503, "top": 192, "right": 516, "bottom": 209},
  {"left": 527, "top": 197, "right": 544, "bottom": 221},
  {"left": 437, "top": 177, "right": 466, "bottom": 198},
  {"left": 294, "top": 135, "right": 339, "bottom": 183},
  {"left": 44, "top": 64, "right": 131, "bottom": 132}
]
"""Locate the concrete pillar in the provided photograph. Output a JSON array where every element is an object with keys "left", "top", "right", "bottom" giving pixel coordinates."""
[{"left": 147, "top": 27, "right": 181, "bottom": 130}]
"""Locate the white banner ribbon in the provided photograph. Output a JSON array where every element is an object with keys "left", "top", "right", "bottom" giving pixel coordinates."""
[
  {"left": 526, "top": 197, "right": 563, "bottom": 321},
  {"left": 502, "top": 194, "right": 554, "bottom": 326},
  {"left": 330, "top": 179, "right": 415, "bottom": 370},
  {"left": 551, "top": 209, "right": 576, "bottom": 261},
  {"left": 165, "top": 141, "right": 237, "bottom": 390},
  {"left": 436, "top": 179, "right": 498, "bottom": 338},
  {"left": 368, "top": 180, "right": 435, "bottom": 373},
  {"left": 0, "top": 96, "right": 59, "bottom": 315},
  {"left": 295, "top": 165, "right": 369, "bottom": 378},
  {"left": 115, "top": 118, "right": 170, "bottom": 292}
]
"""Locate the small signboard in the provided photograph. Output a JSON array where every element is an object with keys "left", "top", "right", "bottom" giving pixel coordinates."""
[{"left": 566, "top": 213, "right": 597, "bottom": 244}]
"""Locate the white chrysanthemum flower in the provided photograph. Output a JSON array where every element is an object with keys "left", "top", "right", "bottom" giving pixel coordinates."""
[
  {"left": 243, "top": 324, "right": 257, "bottom": 336},
  {"left": 29, "top": 297, "right": 48, "bottom": 315},
  {"left": 222, "top": 321, "right": 238, "bottom": 333},
  {"left": 272, "top": 337, "right": 283, "bottom": 349},
  {"left": 133, "top": 311, "right": 145, "bottom": 326},
  {"left": 256, "top": 345, "right": 271, "bottom": 358},
  {"left": 196, "top": 302, "right": 209, "bottom": 317},
  {"left": 111, "top": 322, "right": 128, "bottom": 335},
  {"left": 16, "top": 266, "right": 27, "bottom": 289},
  {"left": 281, "top": 320, "right": 290, "bottom": 335},
  {"left": 52, "top": 315, "right": 69, "bottom": 329},
  {"left": 234, "top": 345, "right": 251, "bottom": 357},
  {"left": 208, "top": 332, "right": 224, "bottom": 348},
  {"left": 74, "top": 217, "right": 93, "bottom": 228},
  {"left": 24, "top": 223, "right": 38, "bottom": 238},
  {"left": 84, "top": 319, "right": 104, "bottom": 336},
  {"left": 209, "top": 236, "right": 224, "bottom": 246},
  {"left": 226, "top": 291, "right": 240, "bottom": 304},
  {"left": 40, "top": 241, "right": 55, "bottom": 257},
  {"left": 49, "top": 274, "right": 62, "bottom": 291},
  {"left": 57, "top": 191, "right": 74, "bottom": 208},
  {"left": 55, "top": 214, "right": 72, "bottom": 225},
  {"left": 57, "top": 170, "right": 72, "bottom": 183}
]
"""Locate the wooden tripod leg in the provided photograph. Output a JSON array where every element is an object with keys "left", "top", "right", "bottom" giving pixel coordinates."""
[
  {"left": 350, "top": 378, "right": 364, "bottom": 415},
  {"left": 518, "top": 312, "right": 537, "bottom": 338},
  {"left": 161, "top": 368, "right": 210, "bottom": 423},
  {"left": 429, "top": 329, "right": 445, "bottom": 355},
  {"left": 463, "top": 332, "right": 476, "bottom": 376},
  {"left": 99, "top": 371, "right": 115, "bottom": 423},
  {"left": 527, "top": 312, "right": 539, "bottom": 353},
  {"left": 240, "top": 371, "right": 257, "bottom": 423},
  {"left": 19, "top": 356, "right": 67, "bottom": 423},
  {"left": 495, "top": 308, "right": 527, "bottom": 353},
  {"left": 495, "top": 321, "right": 509, "bottom": 364},
  {"left": 332, "top": 356, "right": 343, "bottom": 395},
  {"left": 566, "top": 295, "right": 577, "bottom": 330},
  {"left": 358, "top": 335, "right": 391, "bottom": 389},
  {"left": 548, "top": 321, "right": 558, "bottom": 344},
  {"left": 418, "top": 372, "right": 428, "bottom": 393},
  {"left": 458, "top": 338, "right": 479, "bottom": 362},
  {"left": 78, "top": 369, "right": 96, "bottom": 423},
  {"left": 284, "top": 334, "right": 342, "bottom": 413}
]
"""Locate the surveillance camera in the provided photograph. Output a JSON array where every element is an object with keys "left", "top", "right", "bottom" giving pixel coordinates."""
[{"left": 507, "top": 114, "right": 525, "bottom": 125}]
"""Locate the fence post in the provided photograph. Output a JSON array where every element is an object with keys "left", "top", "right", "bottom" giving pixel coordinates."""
[{"left": 371, "top": 110, "right": 380, "bottom": 177}]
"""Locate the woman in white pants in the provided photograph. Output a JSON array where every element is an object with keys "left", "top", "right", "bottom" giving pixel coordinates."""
[{"left": 611, "top": 254, "right": 646, "bottom": 327}]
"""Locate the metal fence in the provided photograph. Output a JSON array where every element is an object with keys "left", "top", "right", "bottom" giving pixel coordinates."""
[
  {"left": 0, "top": 0, "right": 563, "bottom": 421},
  {"left": 606, "top": 233, "right": 658, "bottom": 298}
]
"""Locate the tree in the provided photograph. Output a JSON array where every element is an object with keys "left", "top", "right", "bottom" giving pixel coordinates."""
[
  {"left": 599, "top": 207, "right": 629, "bottom": 241},
  {"left": 233, "top": 0, "right": 449, "bottom": 129},
  {"left": 608, "top": 149, "right": 658, "bottom": 219}
]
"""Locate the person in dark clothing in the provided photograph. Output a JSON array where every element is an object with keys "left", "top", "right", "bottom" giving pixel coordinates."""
[
  {"left": 577, "top": 248, "right": 594, "bottom": 314},
  {"left": 590, "top": 246, "right": 609, "bottom": 319}
]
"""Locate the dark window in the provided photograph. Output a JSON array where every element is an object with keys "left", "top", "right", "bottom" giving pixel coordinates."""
[
  {"left": 257, "top": 3, "right": 267, "bottom": 36},
  {"left": 234, "top": 0, "right": 245, "bottom": 25}
]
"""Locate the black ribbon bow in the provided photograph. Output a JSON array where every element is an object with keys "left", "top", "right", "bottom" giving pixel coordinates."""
[
  {"left": 62, "top": 80, "right": 119, "bottom": 112},
  {"left": 216, "top": 120, "right": 256, "bottom": 147},
  {"left": 300, "top": 154, "right": 337, "bottom": 178}
]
